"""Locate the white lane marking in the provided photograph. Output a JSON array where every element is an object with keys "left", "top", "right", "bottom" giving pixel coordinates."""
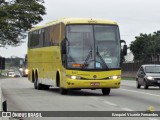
[
  {"left": 89, "top": 97, "right": 99, "bottom": 100},
  {"left": 148, "top": 118, "right": 160, "bottom": 120},
  {"left": 103, "top": 101, "right": 118, "bottom": 106},
  {"left": 121, "top": 88, "right": 160, "bottom": 97},
  {"left": 121, "top": 107, "right": 134, "bottom": 111}
]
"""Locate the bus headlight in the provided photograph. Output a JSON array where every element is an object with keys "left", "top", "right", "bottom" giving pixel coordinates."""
[
  {"left": 67, "top": 75, "right": 81, "bottom": 80},
  {"left": 109, "top": 75, "right": 121, "bottom": 80}
]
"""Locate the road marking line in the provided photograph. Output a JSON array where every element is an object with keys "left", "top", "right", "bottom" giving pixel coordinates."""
[
  {"left": 121, "top": 107, "right": 134, "bottom": 111},
  {"left": 89, "top": 97, "right": 99, "bottom": 100},
  {"left": 121, "top": 88, "right": 160, "bottom": 97},
  {"left": 148, "top": 118, "right": 160, "bottom": 120},
  {"left": 103, "top": 101, "right": 117, "bottom": 106}
]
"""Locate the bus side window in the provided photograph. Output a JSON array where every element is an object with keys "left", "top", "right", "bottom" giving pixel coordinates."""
[
  {"left": 50, "top": 25, "right": 55, "bottom": 46},
  {"left": 38, "top": 29, "right": 43, "bottom": 47},
  {"left": 28, "top": 33, "right": 31, "bottom": 48},
  {"left": 30, "top": 30, "right": 39, "bottom": 48},
  {"left": 42, "top": 29, "right": 45, "bottom": 47},
  {"left": 51, "top": 24, "right": 60, "bottom": 46},
  {"left": 44, "top": 27, "right": 51, "bottom": 47}
]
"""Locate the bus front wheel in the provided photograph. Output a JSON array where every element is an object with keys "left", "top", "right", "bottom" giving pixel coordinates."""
[
  {"left": 60, "top": 88, "right": 68, "bottom": 95},
  {"left": 102, "top": 88, "right": 110, "bottom": 95}
]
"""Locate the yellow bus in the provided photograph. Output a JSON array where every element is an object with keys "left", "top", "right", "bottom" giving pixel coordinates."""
[{"left": 28, "top": 18, "right": 127, "bottom": 95}]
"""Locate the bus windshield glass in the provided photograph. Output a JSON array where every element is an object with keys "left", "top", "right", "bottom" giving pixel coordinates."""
[{"left": 66, "top": 25, "right": 120, "bottom": 70}]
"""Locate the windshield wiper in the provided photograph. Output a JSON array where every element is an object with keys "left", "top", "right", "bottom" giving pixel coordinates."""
[
  {"left": 96, "top": 46, "right": 109, "bottom": 69},
  {"left": 83, "top": 48, "right": 92, "bottom": 67}
]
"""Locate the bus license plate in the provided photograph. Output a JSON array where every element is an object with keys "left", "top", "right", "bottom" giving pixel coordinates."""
[{"left": 90, "top": 82, "right": 100, "bottom": 86}]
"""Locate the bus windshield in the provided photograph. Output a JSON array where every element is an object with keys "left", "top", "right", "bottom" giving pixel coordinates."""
[{"left": 66, "top": 25, "right": 120, "bottom": 70}]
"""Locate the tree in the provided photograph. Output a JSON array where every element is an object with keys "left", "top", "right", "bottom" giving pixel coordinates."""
[
  {"left": 5, "top": 57, "right": 23, "bottom": 67},
  {"left": 0, "top": 0, "right": 46, "bottom": 47},
  {"left": 130, "top": 31, "right": 160, "bottom": 62}
]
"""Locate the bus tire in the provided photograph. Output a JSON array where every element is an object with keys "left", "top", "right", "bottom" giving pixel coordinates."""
[
  {"left": 34, "top": 74, "right": 43, "bottom": 90},
  {"left": 60, "top": 88, "right": 68, "bottom": 95},
  {"left": 102, "top": 88, "right": 110, "bottom": 95},
  {"left": 34, "top": 80, "right": 37, "bottom": 89},
  {"left": 56, "top": 72, "right": 60, "bottom": 87},
  {"left": 42, "top": 84, "right": 50, "bottom": 90},
  {"left": 33, "top": 74, "right": 37, "bottom": 89}
]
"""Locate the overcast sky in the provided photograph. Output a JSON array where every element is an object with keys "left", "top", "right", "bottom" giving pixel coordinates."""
[{"left": 0, "top": 0, "right": 160, "bottom": 58}]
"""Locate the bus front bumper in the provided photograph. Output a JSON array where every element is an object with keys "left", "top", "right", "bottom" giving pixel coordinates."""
[{"left": 64, "top": 79, "right": 121, "bottom": 89}]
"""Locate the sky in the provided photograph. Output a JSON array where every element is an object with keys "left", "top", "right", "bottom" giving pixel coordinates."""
[{"left": 0, "top": 0, "right": 160, "bottom": 58}]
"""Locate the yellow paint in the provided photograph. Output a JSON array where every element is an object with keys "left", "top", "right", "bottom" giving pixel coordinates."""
[{"left": 28, "top": 17, "right": 121, "bottom": 90}]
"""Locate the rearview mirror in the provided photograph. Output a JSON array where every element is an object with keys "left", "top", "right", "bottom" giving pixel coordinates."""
[
  {"left": 120, "top": 40, "right": 127, "bottom": 56},
  {"left": 123, "top": 45, "right": 127, "bottom": 56}
]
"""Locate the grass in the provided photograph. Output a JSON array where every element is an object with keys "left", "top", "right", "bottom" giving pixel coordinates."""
[
  {"left": 122, "top": 77, "right": 136, "bottom": 80},
  {"left": 0, "top": 75, "right": 8, "bottom": 79}
]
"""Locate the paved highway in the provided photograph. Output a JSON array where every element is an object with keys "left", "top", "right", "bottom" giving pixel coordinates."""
[{"left": 0, "top": 78, "right": 160, "bottom": 120}]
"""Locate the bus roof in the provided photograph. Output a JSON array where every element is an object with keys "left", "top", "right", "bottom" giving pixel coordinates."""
[{"left": 30, "top": 18, "right": 118, "bottom": 32}]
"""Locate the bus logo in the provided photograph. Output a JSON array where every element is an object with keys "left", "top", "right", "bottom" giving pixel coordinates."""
[{"left": 93, "top": 75, "right": 97, "bottom": 79}]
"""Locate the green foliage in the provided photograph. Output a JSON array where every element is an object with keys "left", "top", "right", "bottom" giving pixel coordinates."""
[
  {"left": 0, "top": 0, "right": 46, "bottom": 47},
  {"left": 5, "top": 57, "right": 23, "bottom": 68},
  {"left": 130, "top": 31, "right": 160, "bottom": 62}
]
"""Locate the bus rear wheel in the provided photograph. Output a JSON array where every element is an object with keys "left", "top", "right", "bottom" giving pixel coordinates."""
[
  {"left": 34, "top": 78, "right": 38, "bottom": 89},
  {"left": 34, "top": 77, "right": 43, "bottom": 90},
  {"left": 102, "top": 88, "right": 110, "bottom": 95}
]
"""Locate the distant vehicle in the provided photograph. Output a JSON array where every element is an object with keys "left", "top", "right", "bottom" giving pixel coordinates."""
[
  {"left": 22, "top": 68, "right": 28, "bottom": 77},
  {"left": 8, "top": 71, "right": 15, "bottom": 77},
  {"left": 7, "top": 70, "right": 21, "bottom": 78},
  {"left": 14, "top": 71, "right": 21, "bottom": 78},
  {"left": 136, "top": 64, "right": 160, "bottom": 89}
]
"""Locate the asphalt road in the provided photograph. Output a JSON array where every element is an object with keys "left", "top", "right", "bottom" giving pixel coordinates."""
[{"left": 0, "top": 78, "right": 160, "bottom": 120}]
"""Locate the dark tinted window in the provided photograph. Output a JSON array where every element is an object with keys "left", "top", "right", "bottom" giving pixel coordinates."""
[
  {"left": 29, "top": 30, "right": 39, "bottom": 48},
  {"left": 28, "top": 23, "right": 64, "bottom": 48}
]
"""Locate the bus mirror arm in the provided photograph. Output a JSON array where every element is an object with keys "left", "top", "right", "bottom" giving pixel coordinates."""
[
  {"left": 120, "top": 40, "right": 126, "bottom": 44},
  {"left": 120, "top": 40, "right": 127, "bottom": 56}
]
